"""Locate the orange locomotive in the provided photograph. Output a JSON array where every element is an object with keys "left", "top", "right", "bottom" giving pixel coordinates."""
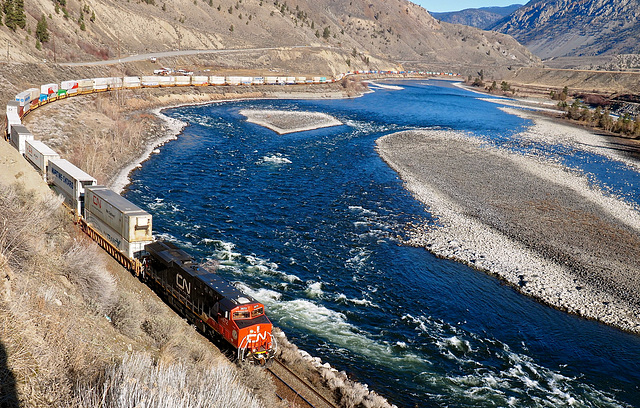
[{"left": 143, "top": 241, "right": 276, "bottom": 364}]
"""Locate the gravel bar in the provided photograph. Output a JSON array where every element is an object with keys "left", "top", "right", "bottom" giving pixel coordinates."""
[
  {"left": 376, "top": 128, "right": 640, "bottom": 333},
  {"left": 240, "top": 109, "right": 342, "bottom": 134}
]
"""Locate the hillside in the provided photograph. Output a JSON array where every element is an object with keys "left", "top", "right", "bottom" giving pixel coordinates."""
[
  {"left": 490, "top": 0, "right": 640, "bottom": 60},
  {"left": 430, "top": 4, "right": 522, "bottom": 29},
  {"left": 0, "top": 0, "right": 539, "bottom": 77}
]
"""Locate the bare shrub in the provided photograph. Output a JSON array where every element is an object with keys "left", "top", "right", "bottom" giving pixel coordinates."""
[
  {"left": 61, "top": 241, "right": 116, "bottom": 312},
  {"left": 72, "top": 352, "right": 265, "bottom": 408},
  {"left": 109, "top": 291, "right": 144, "bottom": 337},
  {"left": 0, "top": 184, "right": 64, "bottom": 269},
  {"left": 238, "top": 362, "right": 281, "bottom": 407}
]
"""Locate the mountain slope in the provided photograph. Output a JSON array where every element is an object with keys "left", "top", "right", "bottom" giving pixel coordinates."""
[
  {"left": 0, "top": 0, "right": 538, "bottom": 75},
  {"left": 490, "top": 0, "right": 640, "bottom": 59},
  {"left": 431, "top": 4, "right": 522, "bottom": 29}
]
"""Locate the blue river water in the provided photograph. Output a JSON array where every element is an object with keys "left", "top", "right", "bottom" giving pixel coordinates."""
[{"left": 125, "top": 80, "right": 640, "bottom": 407}]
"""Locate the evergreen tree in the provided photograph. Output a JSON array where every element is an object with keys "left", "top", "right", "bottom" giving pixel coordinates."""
[
  {"left": 322, "top": 26, "right": 330, "bottom": 39},
  {"left": 4, "top": 0, "right": 16, "bottom": 31},
  {"left": 36, "top": 14, "right": 49, "bottom": 43},
  {"left": 14, "top": 0, "right": 25, "bottom": 29}
]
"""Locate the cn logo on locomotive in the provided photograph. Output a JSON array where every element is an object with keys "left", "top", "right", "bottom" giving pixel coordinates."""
[{"left": 176, "top": 274, "right": 191, "bottom": 295}]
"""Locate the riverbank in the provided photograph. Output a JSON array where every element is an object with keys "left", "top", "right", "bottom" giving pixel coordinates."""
[{"left": 376, "top": 112, "right": 640, "bottom": 334}]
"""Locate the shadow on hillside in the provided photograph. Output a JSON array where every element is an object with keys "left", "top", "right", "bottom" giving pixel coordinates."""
[{"left": 0, "top": 341, "right": 19, "bottom": 408}]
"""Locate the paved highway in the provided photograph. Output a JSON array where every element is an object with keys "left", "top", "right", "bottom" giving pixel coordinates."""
[{"left": 60, "top": 46, "right": 320, "bottom": 67}]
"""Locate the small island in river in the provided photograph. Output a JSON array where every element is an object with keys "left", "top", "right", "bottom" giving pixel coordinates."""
[{"left": 240, "top": 109, "right": 343, "bottom": 134}]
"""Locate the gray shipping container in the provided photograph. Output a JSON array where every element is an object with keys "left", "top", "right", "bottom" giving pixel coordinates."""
[
  {"left": 85, "top": 212, "right": 152, "bottom": 259},
  {"left": 47, "top": 158, "right": 97, "bottom": 215},
  {"left": 84, "top": 186, "right": 152, "bottom": 243},
  {"left": 10, "top": 124, "right": 33, "bottom": 154}
]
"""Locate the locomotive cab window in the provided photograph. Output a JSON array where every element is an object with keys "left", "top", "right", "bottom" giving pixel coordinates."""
[
  {"left": 233, "top": 310, "right": 251, "bottom": 320},
  {"left": 251, "top": 307, "right": 264, "bottom": 318}
]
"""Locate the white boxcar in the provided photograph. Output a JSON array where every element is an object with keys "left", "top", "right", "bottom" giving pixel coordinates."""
[
  {"left": 191, "top": 76, "right": 208, "bottom": 86},
  {"left": 175, "top": 76, "right": 191, "bottom": 86},
  {"left": 84, "top": 185, "right": 152, "bottom": 243},
  {"left": 209, "top": 76, "right": 226, "bottom": 85},
  {"left": 85, "top": 212, "right": 152, "bottom": 259},
  {"left": 123, "top": 76, "right": 142, "bottom": 88},
  {"left": 24, "top": 140, "right": 59, "bottom": 177},
  {"left": 10, "top": 124, "right": 33, "bottom": 155},
  {"left": 47, "top": 159, "right": 97, "bottom": 215}
]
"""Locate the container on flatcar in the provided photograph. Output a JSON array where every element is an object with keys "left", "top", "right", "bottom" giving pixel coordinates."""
[
  {"left": 24, "top": 140, "right": 59, "bottom": 178},
  {"left": 47, "top": 158, "right": 97, "bottom": 216},
  {"left": 107, "top": 77, "right": 123, "bottom": 90},
  {"left": 123, "top": 77, "right": 142, "bottom": 89},
  {"left": 93, "top": 78, "right": 110, "bottom": 92},
  {"left": 15, "top": 89, "right": 38, "bottom": 116},
  {"left": 265, "top": 76, "right": 277, "bottom": 85},
  {"left": 158, "top": 76, "right": 176, "bottom": 87},
  {"left": 209, "top": 76, "right": 226, "bottom": 85},
  {"left": 191, "top": 76, "right": 209, "bottom": 86},
  {"left": 175, "top": 76, "right": 191, "bottom": 86},
  {"left": 240, "top": 77, "right": 253, "bottom": 85},
  {"left": 84, "top": 185, "right": 153, "bottom": 243},
  {"left": 85, "top": 211, "right": 152, "bottom": 259},
  {"left": 226, "top": 76, "right": 242, "bottom": 86},
  {"left": 141, "top": 76, "right": 161, "bottom": 87},
  {"left": 60, "top": 80, "right": 79, "bottom": 95},
  {"left": 77, "top": 79, "right": 95, "bottom": 94},
  {"left": 40, "top": 83, "right": 59, "bottom": 98},
  {"left": 10, "top": 124, "right": 33, "bottom": 155},
  {"left": 285, "top": 76, "right": 296, "bottom": 84},
  {"left": 252, "top": 77, "right": 264, "bottom": 85},
  {"left": 6, "top": 101, "right": 21, "bottom": 136},
  {"left": 295, "top": 77, "right": 306, "bottom": 84}
]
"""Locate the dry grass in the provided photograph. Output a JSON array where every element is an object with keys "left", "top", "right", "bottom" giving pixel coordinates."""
[
  {"left": 0, "top": 181, "right": 277, "bottom": 407},
  {"left": 72, "top": 352, "right": 265, "bottom": 408}
]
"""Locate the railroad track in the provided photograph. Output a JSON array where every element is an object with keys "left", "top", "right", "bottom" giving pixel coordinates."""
[{"left": 267, "top": 358, "right": 339, "bottom": 408}]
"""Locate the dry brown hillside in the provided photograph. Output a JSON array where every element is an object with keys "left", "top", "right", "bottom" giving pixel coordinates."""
[{"left": 0, "top": 0, "right": 539, "bottom": 76}]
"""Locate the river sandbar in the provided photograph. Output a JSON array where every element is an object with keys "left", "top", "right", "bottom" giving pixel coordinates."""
[
  {"left": 377, "top": 127, "right": 640, "bottom": 333},
  {"left": 240, "top": 109, "right": 342, "bottom": 134}
]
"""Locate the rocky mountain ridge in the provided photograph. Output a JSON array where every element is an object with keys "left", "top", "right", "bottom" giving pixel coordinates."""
[
  {"left": 0, "top": 0, "right": 539, "bottom": 77},
  {"left": 430, "top": 4, "right": 522, "bottom": 29},
  {"left": 490, "top": 0, "right": 640, "bottom": 59}
]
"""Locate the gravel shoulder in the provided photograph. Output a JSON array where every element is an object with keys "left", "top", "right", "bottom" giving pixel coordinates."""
[{"left": 376, "top": 121, "right": 640, "bottom": 334}]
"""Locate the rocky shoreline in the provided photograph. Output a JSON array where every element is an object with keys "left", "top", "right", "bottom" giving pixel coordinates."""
[{"left": 376, "top": 122, "right": 640, "bottom": 334}]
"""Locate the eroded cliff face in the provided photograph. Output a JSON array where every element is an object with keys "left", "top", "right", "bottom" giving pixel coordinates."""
[{"left": 491, "top": 0, "right": 640, "bottom": 58}]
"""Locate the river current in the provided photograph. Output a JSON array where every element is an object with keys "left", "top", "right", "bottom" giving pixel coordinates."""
[{"left": 125, "top": 80, "right": 640, "bottom": 407}]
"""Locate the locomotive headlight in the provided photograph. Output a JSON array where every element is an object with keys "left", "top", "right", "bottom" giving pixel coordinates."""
[{"left": 232, "top": 330, "right": 237, "bottom": 340}]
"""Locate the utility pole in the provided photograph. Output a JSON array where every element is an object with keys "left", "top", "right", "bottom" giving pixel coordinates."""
[{"left": 6, "top": 40, "right": 9, "bottom": 62}]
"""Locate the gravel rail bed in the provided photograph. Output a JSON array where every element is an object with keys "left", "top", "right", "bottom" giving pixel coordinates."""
[{"left": 376, "top": 129, "right": 640, "bottom": 333}]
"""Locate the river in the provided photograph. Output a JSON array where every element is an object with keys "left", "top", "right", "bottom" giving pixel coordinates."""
[{"left": 124, "top": 80, "right": 640, "bottom": 407}]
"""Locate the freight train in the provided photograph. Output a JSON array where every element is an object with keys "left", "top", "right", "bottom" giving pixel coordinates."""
[
  {"left": 3, "top": 67, "right": 458, "bottom": 361},
  {"left": 3, "top": 75, "right": 290, "bottom": 363}
]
